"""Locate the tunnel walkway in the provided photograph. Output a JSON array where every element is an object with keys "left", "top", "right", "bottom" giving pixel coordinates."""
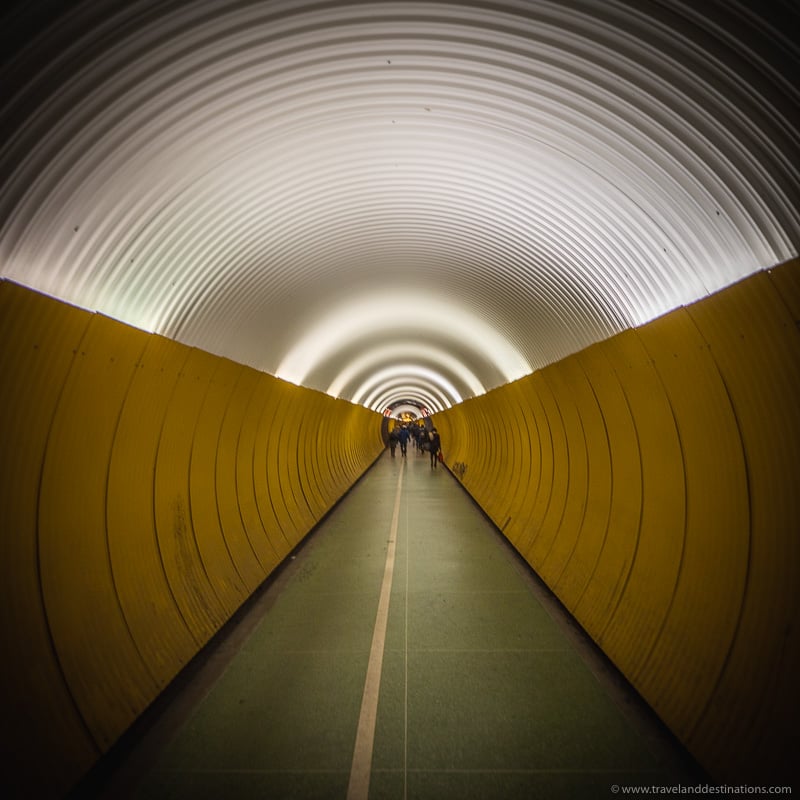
[{"left": 82, "top": 445, "right": 702, "bottom": 800}]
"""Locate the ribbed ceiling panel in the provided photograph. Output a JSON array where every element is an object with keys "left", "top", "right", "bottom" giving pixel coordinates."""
[{"left": 1, "top": 0, "right": 797, "bottom": 410}]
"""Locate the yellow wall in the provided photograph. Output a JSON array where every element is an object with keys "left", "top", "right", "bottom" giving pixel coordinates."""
[
  {"left": 434, "top": 258, "right": 799, "bottom": 784},
  {"left": 0, "top": 280, "right": 384, "bottom": 798}
]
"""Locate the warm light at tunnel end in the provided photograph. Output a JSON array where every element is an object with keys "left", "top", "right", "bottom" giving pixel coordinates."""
[
  {"left": 367, "top": 379, "right": 446, "bottom": 410},
  {"left": 352, "top": 364, "right": 462, "bottom": 407},
  {"left": 326, "top": 342, "right": 486, "bottom": 399},
  {"left": 275, "top": 292, "right": 531, "bottom": 400}
]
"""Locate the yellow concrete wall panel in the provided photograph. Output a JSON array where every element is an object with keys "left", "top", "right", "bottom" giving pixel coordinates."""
[
  {"left": 295, "top": 391, "right": 321, "bottom": 528},
  {"left": 297, "top": 394, "right": 333, "bottom": 523},
  {"left": 432, "top": 409, "right": 457, "bottom": 467},
  {"left": 439, "top": 400, "right": 474, "bottom": 495},
  {"left": 252, "top": 375, "right": 294, "bottom": 558},
  {"left": 502, "top": 379, "right": 543, "bottom": 557},
  {"left": 314, "top": 394, "right": 342, "bottom": 509},
  {"left": 325, "top": 402, "right": 354, "bottom": 506},
  {"left": 466, "top": 402, "right": 484, "bottom": 468},
  {"left": 252, "top": 374, "right": 295, "bottom": 560},
  {"left": 189, "top": 357, "right": 251, "bottom": 615},
  {"left": 462, "top": 401, "right": 492, "bottom": 504},
  {"left": 266, "top": 382, "right": 305, "bottom": 547},
  {"left": 335, "top": 400, "right": 365, "bottom": 485},
  {"left": 307, "top": 402, "right": 331, "bottom": 508},
  {"left": 215, "top": 366, "right": 269, "bottom": 592},
  {"left": 497, "top": 381, "right": 531, "bottom": 540},
  {"left": 445, "top": 406, "right": 468, "bottom": 466},
  {"left": 496, "top": 388, "right": 526, "bottom": 527},
  {"left": 280, "top": 384, "right": 318, "bottom": 536},
  {"left": 237, "top": 373, "right": 287, "bottom": 572},
  {"left": 470, "top": 397, "right": 495, "bottom": 488},
  {"left": 324, "top": 399, "right": 370, "bottom": 500},
  {"left": 346, "top": 402, "right": 384, "bottom": 477},
  {"left": 686, "top": 273, "right": 800, "bottom": 782},
  {"left": 511, "top": 376, "right": 551, "bottom": 558},
  {"left": 338, "top": 402, "right": 367, "bottom": 485},
  {"left": 38, "top": 314, "right": 157, "bottom": 750},
  {"left": 570, "top": 341, "right": 638, "bottom": 637},
  {"left": 635, "top": 309, "right": 749, "bottom": 739},
  {"left": 468, "top": 395, "right": 500, "bottom": 520},
  {"left": 316, "top": 396, "right": 335, "bottom": 507},
  {"left": 437, "top": 406, "right": 464, "bottom": 481},
  {"left": 548, "top": 354, "right": 612, "bottom": 610},
  {"left": 295, "top": 396, "right": 325, "bottom": 521},
  {"left": 0, "top": 282, "right": 99, "bottom": 796},
  {"left": 501, "top": 380, "right": 539, "bottom": 556},
  {"left": 155, "top": 347, "right": 228, "bottom": 646},
  {"left": 598, "top": 330, "right": 685, "bottom": 681},
  {"left": 523, "top": 371, "right": 569, "bottom": 571},
  {"left": 108, "top": 335, "right": 198, "bottom": 686},
  {"left": 271, "top": 383, "right": 303, "bottom": 540},
  {"left": 330, "top": 403, "right": 354, "bottom": 485},
  {"left": 479, "top": 392, "right": 509, "bottom": 519},
  {"left": 476, "top": 397, "right": 498, "bottom": 501},
  {"left": 308, "top": 395, "right": 339, "bottom": 508},
  {"left": 536, "top": 359, "right": 591, "bottom": 592},
  {"left": 336, "top": 404, "right": 356, "bottom": 478},
  {"left": 430, "top": 407, "right": 463, "bottom": 487},
  {"left": 483, "top": 392, "right": 513, "bottom": 521},
  {"left": 332, "top": 399, "right": 372, "bottom": 496}
]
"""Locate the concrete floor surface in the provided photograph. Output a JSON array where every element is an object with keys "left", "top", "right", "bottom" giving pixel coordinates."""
[{"left": 77, "top": 447, "right": 703, "bottom": 800}]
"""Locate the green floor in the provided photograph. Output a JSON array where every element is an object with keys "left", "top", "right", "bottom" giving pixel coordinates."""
[{"left": 88, "top": 447, "right": 702, "bottom": 799}]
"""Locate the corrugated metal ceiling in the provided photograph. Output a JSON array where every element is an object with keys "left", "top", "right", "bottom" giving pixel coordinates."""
[{"left": 1, "top": 0, "right": 797, "bottom": 411}]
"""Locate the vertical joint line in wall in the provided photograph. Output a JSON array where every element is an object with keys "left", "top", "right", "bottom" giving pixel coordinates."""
[
  {"left": 634, "top": 340, "right": 689, "bottom": 676},
  {"left": 293, "top": 402, "right": 315, "bottom": 521},
  {"left": 105, "top": 339, "right": 161, "bottom": 685},
  {"left": 597, "top": 359, "right": 644, "bottom": 644},
  {"left": 552, "top": 400, "right": 591, "bottom": 589},
  {"left": 532, "top": 373, "right": 566, "bottom": 563},
  {"left": 185, "top": 361, "right": 228, "bottom": 617},
  {"left": 547, "top": 372, "right": 571, "bottom": 554},
  {"left": 34, "top": 319, "right": 101, "bottom": 753},
  {"left": 269, "top": 394, "right": 294, "bottom": 553},
  {"left": 212, "top": 365, "right": 250, "bottom": 593},
  {"left": 153, "top": 347, "right": 203, "bottom": 647},
  {"left": 238, "top": 374, "right": 276, "bottom": 571},
  {"left": 571, "top": 359, "right": 614, "bottom": 613},
  {"left": 682, "top": 313, "right": 754, "bottom": 742}
]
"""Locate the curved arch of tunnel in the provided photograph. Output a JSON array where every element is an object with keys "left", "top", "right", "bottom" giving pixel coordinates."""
[
  {"left": 0, "top": 0, "right": 796, "bottom": 407},
  {"left": 0, "top": 2, "right": 798, "bottom": 796}
]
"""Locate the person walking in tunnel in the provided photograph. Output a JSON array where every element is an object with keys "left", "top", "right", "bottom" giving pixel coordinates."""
[
  {"left": 397, "top": 424, "right": 410, "bottom": 457},
  {"left": 428, "top": 427, "right": 441, "bottom": 469},
  {"left": 388, "top": 426, "right": 399, "bottom": 457}
]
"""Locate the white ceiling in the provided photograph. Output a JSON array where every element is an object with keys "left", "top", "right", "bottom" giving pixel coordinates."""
[{"left": 1, "top": 0, "right": 798, "bottom": 411}]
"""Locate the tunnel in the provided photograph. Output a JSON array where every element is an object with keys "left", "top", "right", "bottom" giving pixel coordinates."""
[{"left": 0, "top": 1, "right": 798, "bottom": 797}]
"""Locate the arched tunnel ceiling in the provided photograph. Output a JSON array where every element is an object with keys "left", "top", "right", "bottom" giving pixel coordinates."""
[{"left": 1, "top": 0, "right": 798, "bottom": 412}]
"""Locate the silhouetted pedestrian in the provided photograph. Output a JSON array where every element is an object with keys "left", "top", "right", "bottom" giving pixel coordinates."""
[
  {"left": 428, "top": 427, "right": 441, "bottom": 468},
  {"left": 398, "top": 425, "right": 410, "bottom": 457}
]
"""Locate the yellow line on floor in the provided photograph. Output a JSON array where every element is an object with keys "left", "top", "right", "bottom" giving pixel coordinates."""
[{"left": 346, "top": 460, "right": 404, "bottom": 800}]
